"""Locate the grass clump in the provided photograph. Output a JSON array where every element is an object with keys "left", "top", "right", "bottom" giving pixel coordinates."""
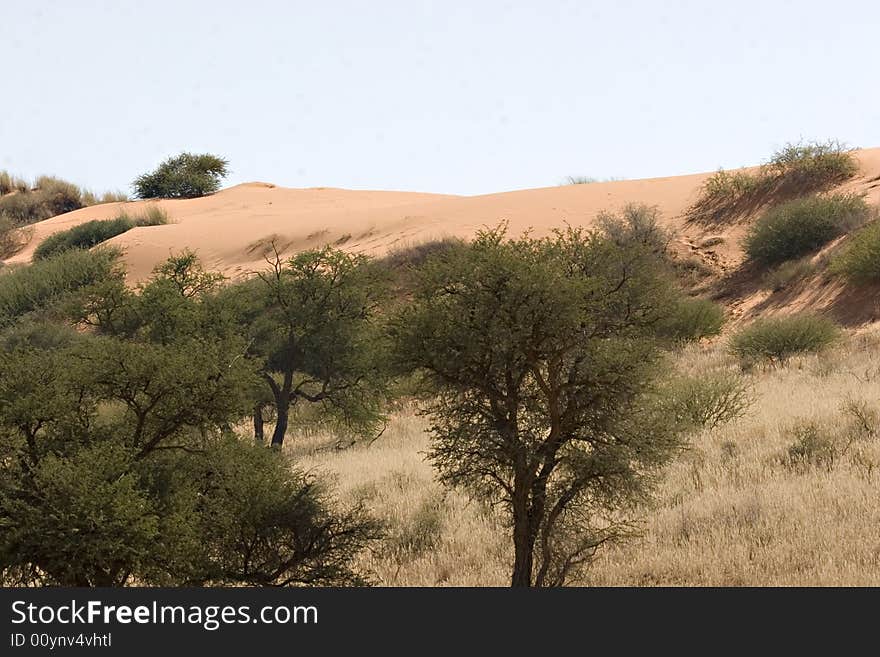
[
  {"left": 0, "top": 177, "right": 84, "bottom": 224},
  {"left": 729, "top": 313, "right": 841, "bottom": 366},
  {"left": 688, "top": 140, "right": 859, "bottom": 225},
  {"left": 831, "top": 219, "right": 880, "bottom": 283},
  {"left": 33, "top": 207, "right": 168, "bottom": 261},
  {"left": 744, "top": 194, "right": 871, "bottom": 266},
  {"left": 0, "top": 174, "right": 130, "bottom": 227},
  {"left": 0, "top": 248, "right": 122, "bottom": 327},
  {"left": 0, "top": 171, "right": 29, "bottom": 195},
  {"left": 562, "top": 175, "right": 598, "bottom": 185}
]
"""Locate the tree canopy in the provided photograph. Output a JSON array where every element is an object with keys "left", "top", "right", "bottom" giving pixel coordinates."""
[{"left": 392, "top": 224, "right": 693, "bottom": 586}]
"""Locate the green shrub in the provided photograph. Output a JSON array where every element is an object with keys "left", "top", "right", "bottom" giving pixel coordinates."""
[
  {"left": 666, "top": 372, "right": 753, "bottom": 430},
  {"left": 744, "top": 194, "right": 870, "bottom": 266},
  {"left": 33, "top": 208, "right": 167, "bottom": 261},
  {"left": 729, "top": 313, "right": 841, "bottom": 366},
  {"left": 0, "top": 248, "right": 122, "bottom": 326},
  {"left": 831, "top": 219, "right": 880, "bottom": 283},
  {"left": 133, "top": 152, "right": 229, "bottom": 199},
  {"left": 657, "top": 297, "right": 725, "bottom": 342}
]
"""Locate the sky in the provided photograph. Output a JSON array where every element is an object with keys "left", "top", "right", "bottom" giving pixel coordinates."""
[{"left": 1, "top": 0, "right": 878, "bottom": 196}]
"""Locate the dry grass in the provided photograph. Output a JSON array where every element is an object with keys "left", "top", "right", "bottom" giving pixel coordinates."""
[
  {"left": 288, "top": 329, "right": 880, "bottom": 586},
  {"left": 289, "top": 407, "right": 510, "bottom": 585}
]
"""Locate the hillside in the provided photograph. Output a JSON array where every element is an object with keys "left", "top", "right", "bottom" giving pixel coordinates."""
[{"left": 5, "top": 148, "right": 880, "bottom": 324}]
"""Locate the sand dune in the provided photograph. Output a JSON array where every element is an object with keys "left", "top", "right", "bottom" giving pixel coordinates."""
[{"left": 5, "top": 149, "right": 880, "bottom": 321}]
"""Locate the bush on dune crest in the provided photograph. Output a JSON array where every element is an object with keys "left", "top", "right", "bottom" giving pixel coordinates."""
[
  {"left": 133, "top": 152, "right": 229, "bottom": 199},
  {"left": 688, "top": 140, "right": 859, "bottom": 224}
]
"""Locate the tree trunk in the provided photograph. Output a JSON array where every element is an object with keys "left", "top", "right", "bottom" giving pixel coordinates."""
[
  {"left": 253, "top": 402, "right": 265, "bottom": 445},
  {"left": 270, "top": 397, "right": 289, "bottom": 448},
  {"left": 511, "top": 485, "right": 534, "bottom": 587},
  {"left": 272, "top": 402, "right": 290, "bottom": 448},
  {"left": 265, "top": 370, "right": 293, "bottom": 448}
]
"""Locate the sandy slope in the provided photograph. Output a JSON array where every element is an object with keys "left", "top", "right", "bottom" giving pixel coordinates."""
[{"left": 4, "top": 149, "right": 880, "bottom": 321}]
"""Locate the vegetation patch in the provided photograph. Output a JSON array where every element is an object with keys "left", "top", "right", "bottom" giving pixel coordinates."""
[
  {"left": 33, "top": 207, "right": 168, "bottom": 261},
  {"left": 133, "top": 152, "right": 229, "bottom": 199},
  {"left": 831, "top": 219, "right": 880, "bottom": 283},
  {"left": 0, "top": 248, "right": 122, "bottom": 327},
  {"left": 666, "top": 372, "right": 753, "bottom": 430},
  {"left": 744, "top": 194, "right": 870, "bottom": 266},
  {"left": 657, "top": 297, "right": 725, "bottom": 343},
  {"left": 0, "top": 173, "right": 128, "bottom": 228},
  {"left": 687, "top": 140, "right": 859, "bottom": 225},
  {"left": 761, "top": 257, "right": 818, "bottom": 292},
  {"left": 729, "top": 313, "right": 841, "bottom": 366}
]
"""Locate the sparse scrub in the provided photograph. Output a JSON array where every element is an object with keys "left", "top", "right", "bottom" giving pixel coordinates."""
[
  {"left": 386, "top": 494, "right": 445, "bottom": 563},
  {"left": 783, "top": 421, "right": 839, "bottom": 470},
  {"left": 382, "top": 236, "right": 465, "bottom": 270},
  {"left": 33, "top": 207, "right": 168, "bottom": 260},
  {"left": 730, "top": 314, "right": 841, "bottom": 366},
  {"left": 831, "top": 219, "right": 880, "bottom": 283},
  {"left": 762, "top": 257, "right": 817, "bottom": 292},
  {"left": 687, "top": 140, "right": 859, "bottom": 225},
  {"left": 782, "top": 402, "right": 879, "bottom": 472},
  {"left": 133, "top": 152, "right": 229, "bottom": 199},
  {"left": 562, "top": 175, "right": 598, "bottom": 185},
  {"left": 666, "top": 372, "right": 753, "bottom": 430},
  {"left": 744, "top": 194, "right": 871, "bottom": 266},
  {"left": 598, "top": 203, "right": 671, "bottom": 255},
  {"left": 766, "top": 140, "right": 859, "bottom": 191}
]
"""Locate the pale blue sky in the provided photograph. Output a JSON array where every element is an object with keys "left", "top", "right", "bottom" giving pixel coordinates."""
[{"left": 2, "top": 0, "right": 878, "bottom": 196}]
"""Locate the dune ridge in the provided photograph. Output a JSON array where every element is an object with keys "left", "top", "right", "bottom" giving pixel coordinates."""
[{"left": 5, "top": 148, "right": 880, "bottom": 323}]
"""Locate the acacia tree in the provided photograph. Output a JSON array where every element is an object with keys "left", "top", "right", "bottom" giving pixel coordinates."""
[
  {"left": 393, "top": 225, "right": 692, "bottom": 587},
  {"left": 230, "top": 246, "right": 389, "bottom": 447},
  {"left": 132, "top": 152, "right": 229, "bottom": 199},
  {"left": 0, "top": 254, "right": 380, "bottom": 586}
]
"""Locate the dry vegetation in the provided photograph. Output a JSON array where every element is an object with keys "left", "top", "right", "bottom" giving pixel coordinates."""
[{"left": 291, "top": 329, "right": 880, "bottom": 586}]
